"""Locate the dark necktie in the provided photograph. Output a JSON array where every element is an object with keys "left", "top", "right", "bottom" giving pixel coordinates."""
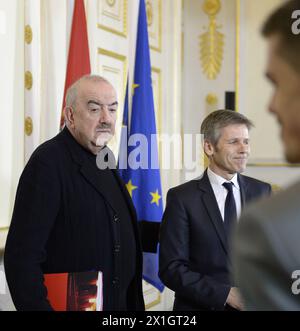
[{"left": 222, "top": 182, "right": 237, "bottom": 238}]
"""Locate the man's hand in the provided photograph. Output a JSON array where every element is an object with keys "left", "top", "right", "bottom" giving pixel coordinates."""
[{"left": 226, "top": 287, "right": 244, "bottom": 310}]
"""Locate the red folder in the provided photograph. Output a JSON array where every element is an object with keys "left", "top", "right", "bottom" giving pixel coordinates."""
[{"left": 44, "top": 271, "right": 103, "bottom": 311}]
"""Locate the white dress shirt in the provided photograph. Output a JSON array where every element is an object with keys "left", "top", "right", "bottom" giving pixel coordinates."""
[{"left": 207, "top": 167, "right": 242, "bottom": 222}]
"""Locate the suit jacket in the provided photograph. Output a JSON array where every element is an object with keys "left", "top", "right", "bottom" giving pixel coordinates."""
[
  {"left": 233, "top": 180, "right": 300, "bottom": 311},
  {"left": 4, "top": 128, "right": 145, "bottom": 311},
  {"left": 159, "top": 170, "right": 271, "bottom": 311}
]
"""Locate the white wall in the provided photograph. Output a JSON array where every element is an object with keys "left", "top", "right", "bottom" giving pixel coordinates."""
[
  {"left": 182, "top": 0, "right": 237, "bottom": 181},
  {"left": 239, "top": 0, "right": 283, "bottom": 163},
  {"left": 239, "top": 0, "right": 300, "bottom": 189},
  {"left": 0, "top": 0, "right": 24, "bottom": 229},
  {"left": 40, "top": 0, "right": 69, "bottom": 143},
  {"left": 0, "top": 1, "right": 23, "bottom": 311}
]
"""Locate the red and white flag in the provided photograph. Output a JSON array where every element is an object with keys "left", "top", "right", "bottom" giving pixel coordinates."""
[{"left": 60, "top": 0, "right": 91, "bottom": 130}]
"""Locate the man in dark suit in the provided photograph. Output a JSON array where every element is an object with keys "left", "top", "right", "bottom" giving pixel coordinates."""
[
  {"left": 4, "top": 75, "right": 144, "bottom": 311},
  {"left": 159, "top": 110, "right": 271, "bottom": 311},
  {"left": 233, "top": 0, "right": 300, "bottom": 310}
]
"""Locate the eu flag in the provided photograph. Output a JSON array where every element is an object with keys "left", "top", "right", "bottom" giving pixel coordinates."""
[{"left": 118, "top": 0, "right": 164, "bottom": 292}]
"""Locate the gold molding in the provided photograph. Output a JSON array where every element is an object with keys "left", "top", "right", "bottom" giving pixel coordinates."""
[
  {"left": 97, "top": 0, "right": 128, "bottom": 38},
  {"left": 106, "top": 0, "right": 116, "bottom": 7},
  {"left": 97, "top": 48, "right": 127, "bottom": 63},
  {"left": 149, "top": 0, "right": 162, "bottom": 53},
  {"left": 235, "top": 0, "right": 240, "bottom": 112},
  {"left": 25, "top": 71, "right": 33, "bottom": 90},
  {"left": 24, "top": 116, "right": 33, "bottom": 136},
  {"left": 206, "top": 93, "right": 218, "bottom": 106},
  {"left": 271, "top": 184, "right": 282, "bottom": 193},
  {"left": 151, "top": 67, "right": 162, "bottom": 166},
  {"left": 146, "top": 1, "right": 153, "bottom": 27},
  {"left": 203, "top": 0, "right": 221, "bottom": 16},
  {"left": 25, "top": 25, "right": 32, "bottom": 44},
  {"left": 151, "top": 67, "right": 162, "bottom": 135},
  {"left": 247, "top": 163, "right": 300, "bottom": 168},
  {"left": 97, "top": 48, "right": 128, "bottom": 105}
]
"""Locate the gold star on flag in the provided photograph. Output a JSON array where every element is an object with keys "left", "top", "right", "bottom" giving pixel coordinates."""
[
  {"left": 126, "top": 180, "right": 138, "bottom": 197},
  {"left": 150, "top": 190, "right": 161, "bottom": 207},
  {"left": 132, "top": 83, "right": 140, "bottom": 95}
]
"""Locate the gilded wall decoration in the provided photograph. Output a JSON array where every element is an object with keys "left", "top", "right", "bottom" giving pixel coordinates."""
[
  {"left": 205, "top": 93, "right": 218, "bottom": 106},
  {"left": 25, "top": 25, "right": 32, "bottom": 44},
  {"left": 199, "top": 0, "right": 224, "bottom": 80},
  {"left": 106, "top": 0, "right": 116, "bottom": 7},
  {"left": 146, "top": 1, "right": 153, "bottom": 27},
  {"left": 24, "top": 117, "right": 33, "bottom": 136},
  {"left": 25, "top": 71, "right": 33, "bottom": 90}
]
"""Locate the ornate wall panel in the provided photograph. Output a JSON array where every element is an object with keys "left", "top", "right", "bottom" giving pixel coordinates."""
[
  {"left": 97, "top": 0, "right": 127, "bottom": 37},
  {"left": 151, "top": 67, "right": 162, "bottom": 135},
  {"left": 97, "top": 48, "right": 127, "bottom": 156},
  {"left": 146, "top": 0, "right": 162, "bottom": 52}
]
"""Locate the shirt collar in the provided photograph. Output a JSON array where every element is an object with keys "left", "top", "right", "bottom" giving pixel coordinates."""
[{"left": 207, "top": 167, "right": 240, "bottom": 190}]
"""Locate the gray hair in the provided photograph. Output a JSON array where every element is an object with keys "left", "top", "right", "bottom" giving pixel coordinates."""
[
  {"left": 65, "top": 74, "right": 113, "bottom": 110},
  {"left": 200, "top": 109, "right": 254, "bottom": 146}
]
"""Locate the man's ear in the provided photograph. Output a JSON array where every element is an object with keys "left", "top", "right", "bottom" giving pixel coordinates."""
[
  {"left": 64, "top": 106, "right": 75, "bottom": 128},
  {"left": 203, "top": 140, "right": 214, "bottom": 157}
]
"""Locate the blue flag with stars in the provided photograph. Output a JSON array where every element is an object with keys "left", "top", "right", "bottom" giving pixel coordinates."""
[{"left": 118, "top": 0, "right": 164, "bottom": 292}]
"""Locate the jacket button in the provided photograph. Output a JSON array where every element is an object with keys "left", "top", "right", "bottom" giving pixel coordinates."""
[
  {"left": 114, "top": 215, "right": 119, "bottom": 222},
  {"left": 112, "top": 277, "right": 119, "bottom": 285},
  {"left": 114, "top": 244, "right": 120, "bottom": 253}
]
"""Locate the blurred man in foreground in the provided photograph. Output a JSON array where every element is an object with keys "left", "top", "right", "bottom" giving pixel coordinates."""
[{"left": 233, "top": 0, "right": 300, "bottom": 310}]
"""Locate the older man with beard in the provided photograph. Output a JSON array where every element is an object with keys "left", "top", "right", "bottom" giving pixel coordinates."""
[{"left": 4, "top": 75, "right": 144, "bottom": 311}]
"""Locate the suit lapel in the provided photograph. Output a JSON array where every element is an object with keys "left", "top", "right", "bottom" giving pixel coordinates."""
[
  {"left": 237, "top": 174, "right": 248, "bottom": 208},
  {"left": 197, "top": 172, "right": 250, "bottom": 256},
  {"left": 198, "top": 171, "right": 228, "bottom": 255}
]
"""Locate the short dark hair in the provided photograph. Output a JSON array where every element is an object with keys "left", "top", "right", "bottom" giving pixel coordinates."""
[
  {"left": 262, "top": 0, "right": 300, "bottom": 73},
  {"left": 200, "top": 110, "right": 254, "bottom": 146}
]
